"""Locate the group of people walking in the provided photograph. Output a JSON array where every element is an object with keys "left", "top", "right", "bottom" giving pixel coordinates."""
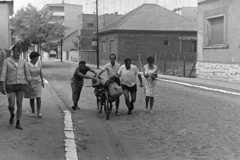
[
  {"left": 70, "top": 53, "right": 158, "bottom": 115},
  {"left": 0, "top": 42, "right": 44, "bottom": 130}
]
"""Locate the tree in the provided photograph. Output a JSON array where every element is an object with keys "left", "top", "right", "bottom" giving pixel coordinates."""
[{"left": 10, "top": 4, "right": 67, "bottom": 52}]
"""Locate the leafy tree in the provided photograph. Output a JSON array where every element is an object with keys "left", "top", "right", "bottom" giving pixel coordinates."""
[{"left": 10, "top": 4, "right": 67, "bottom": 52}]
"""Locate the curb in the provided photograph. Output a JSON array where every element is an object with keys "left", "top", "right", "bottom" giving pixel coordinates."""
[{"left": 45, "top": 79, "right": 79, "bottom": 160}]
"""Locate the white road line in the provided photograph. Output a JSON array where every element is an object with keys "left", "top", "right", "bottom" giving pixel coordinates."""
[{"left": 158, "top": 78, "right": 240, "bottom": 96}]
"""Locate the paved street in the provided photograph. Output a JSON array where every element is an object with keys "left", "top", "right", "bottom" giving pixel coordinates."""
[
  {"left": 43, "top": 59, "right": 240, "bottom": 160},
  {"left": 1, "top": 59, "right": 240, "bottom": 160}
]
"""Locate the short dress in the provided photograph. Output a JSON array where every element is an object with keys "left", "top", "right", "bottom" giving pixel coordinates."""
[
  {"left": 25, "top": 61, "right": 42, "bottom": 99},
  {"left": 143, "top": 64, "right": 158, "bottom": 97}
]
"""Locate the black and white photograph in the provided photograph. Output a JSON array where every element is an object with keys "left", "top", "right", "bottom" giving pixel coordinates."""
[{"left": 1, "top": 0, "right": 240, "bottom": 159}]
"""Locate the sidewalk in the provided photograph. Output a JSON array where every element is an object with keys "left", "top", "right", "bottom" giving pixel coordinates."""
[
  {"left": 0, "top": 83, "right": 65, "bottom": 160},
  {"left": 48, "top": 58, "right": 240, "bottom": 95}
]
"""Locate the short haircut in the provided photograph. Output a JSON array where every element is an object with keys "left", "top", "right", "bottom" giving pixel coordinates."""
[
  {"left": 109, "top": 53, "right": 116, "bottom": 59},
  {"left": 29, "top": 51, "right": 40, "bottom": 59},
  {"left": 11, "top": 41, "right": 23, "bottom": 51},
  {"left": 124, "top": 58, "right": 131, "bottom": 64},
  {"left": 147, "top": 56, "right": 155, "bottom": 63},
  {"left": 79, "top": 61, "right": 86, "bottom": 65}
]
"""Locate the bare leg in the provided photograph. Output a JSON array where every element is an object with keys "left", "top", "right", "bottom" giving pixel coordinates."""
[
  {"left": 145, "top": 96, "right": 150, "bottom": 111},
  {"left": 30, "top": 99, "right": 35, "bottom": 114},
  {"left": 115, "top": 97, "right": 120, "bottom": 116},
  {"left": 7, "top": 92, "right": 16, "bottom": 125},
  {"left": 130, "top": 91, "right": 136, "bottom": 111},
  {"left": 149, "top": 97, "right": 154, "bottom": 113},
  {"left": 15, "top": 91, "right": 25, "bottom": 129},
  {"left": 122, "top": 90, "right": 131, "bottom": 114},
  {"left": 36, "top": 97, "right": 42, "bottom": 117}
]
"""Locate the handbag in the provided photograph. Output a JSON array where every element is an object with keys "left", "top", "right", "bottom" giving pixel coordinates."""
[{"left": 108, "top": 82, "right": 123, "bottom": 98}]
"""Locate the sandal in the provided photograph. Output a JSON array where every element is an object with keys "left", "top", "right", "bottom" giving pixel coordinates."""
[
  {"left": 16, "top": 124, "right": 23, "bottom": 130},
  {"left": 38, "top": 114, "right": 42, "bottom": 118}
]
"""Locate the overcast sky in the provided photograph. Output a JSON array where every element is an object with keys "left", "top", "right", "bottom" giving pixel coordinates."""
[{"left": 14, "top": 0, "right": 198, "bottom": 15}]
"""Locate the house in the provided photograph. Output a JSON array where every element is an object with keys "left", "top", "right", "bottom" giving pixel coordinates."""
[
  {"left": 42, "top": 3, "right": 82, "bottom": 59},
  {"left": 78, "top": 13, "right": 122, "bottom": 63},
  {"left": 173, "top": 7, "right": 198, "bottom": 22},
  {"left": 196, "top": 0, "right": 240, "bottom": 83},
  {"left": 98, "top": 3, "right": 197, "bottom": 66}
]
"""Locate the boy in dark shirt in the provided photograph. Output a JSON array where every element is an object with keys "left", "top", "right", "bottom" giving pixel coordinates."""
[{"left": 71, "top": 61, "right": 97, "bottom": 110}]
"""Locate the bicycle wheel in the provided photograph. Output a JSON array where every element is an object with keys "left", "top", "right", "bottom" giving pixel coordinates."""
[
  {"left": 103, "top": 92, "right": 110, "bottom": 120},
  {"left": 97, "top": 96, "right": 102, "bottom": 113}
]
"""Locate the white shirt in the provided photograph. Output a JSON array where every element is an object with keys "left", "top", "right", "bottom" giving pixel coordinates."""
[{"left": 118, "top": 64, "right": 139, "bottom": 87}]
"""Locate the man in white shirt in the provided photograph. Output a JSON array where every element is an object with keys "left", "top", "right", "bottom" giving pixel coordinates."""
[
  {"left": 97, "top": 54, "right": 121, "bottom": 115},
  {"left": 116, "top": 58, "right": 143, "bottom": 115}
]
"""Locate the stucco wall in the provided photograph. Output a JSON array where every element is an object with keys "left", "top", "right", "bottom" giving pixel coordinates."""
[
  {"left": 197, "top": 0, "right": 240, "bottom": 63},
  {"left": 197, "top": 0, "right": 240, "bottom": 83},
  {"left": 0, "top": 3, "right": 10, "bottom": 50}
]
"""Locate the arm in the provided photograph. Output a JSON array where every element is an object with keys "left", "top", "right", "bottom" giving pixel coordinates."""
[
  {"left": 40, "top": 69, "right": 44, "bottom": 88},
  {"left": 89, "top": 68, "right": 97, "bottom": 77},
  {"left": 24, "top": 61, "right": 32, "bottom": 83},
  {"left": 0, "top": 60, "right": 7, "bottom": 94},
  {"left": 96, "top": 69, "right": 105, "bottom": 78}
]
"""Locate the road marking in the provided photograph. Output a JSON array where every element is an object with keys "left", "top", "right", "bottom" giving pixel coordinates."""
[{"left": 158, "top": 78, "right": 240, "bottom": 96}]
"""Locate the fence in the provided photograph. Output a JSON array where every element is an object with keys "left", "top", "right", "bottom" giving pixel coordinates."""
[{"left": 139, "top": 53, "right": 196, "bottom": 78}]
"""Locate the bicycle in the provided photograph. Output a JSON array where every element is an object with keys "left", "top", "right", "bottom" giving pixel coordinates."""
[{"left": 93, "top": 78, "right": 114, "bottom": 120}]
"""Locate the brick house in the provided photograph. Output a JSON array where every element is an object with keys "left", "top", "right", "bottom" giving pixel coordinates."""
[
  {"left": 98, "top": 4, "right": 197, "bottom": 66},
  {"left": 196, "top": 0, "right": 240, "bottom": 83}
]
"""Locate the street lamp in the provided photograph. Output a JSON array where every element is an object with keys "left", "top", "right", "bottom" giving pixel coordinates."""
[{"left": 96, "top": 0, "right": 99, "bottom": 69}]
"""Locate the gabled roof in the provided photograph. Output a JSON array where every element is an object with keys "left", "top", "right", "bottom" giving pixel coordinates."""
[{"left": 99, "top": 4, "right": 197, "bottom": 34}]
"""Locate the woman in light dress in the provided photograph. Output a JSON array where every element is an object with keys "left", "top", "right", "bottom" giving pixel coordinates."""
[
  {"left": 25, "top": 51, "right": 44, "bottom": 118},
  {"left": 143, "top": 56, "right": 158, "bottom": 114}
]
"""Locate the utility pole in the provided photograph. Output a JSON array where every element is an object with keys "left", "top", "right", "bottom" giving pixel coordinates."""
[
  {"left": 61, "top": 38, "right": 63, "bottom": 62},
  {"left": 96, "top": 0, "right": 99, "bottom": 69}
]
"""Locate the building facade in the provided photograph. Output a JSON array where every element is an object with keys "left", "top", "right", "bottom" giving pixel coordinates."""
[
  {"left": 42, "top": 3, "right": 82, "bottom": 59},
  {"left": 0, "top": 0, "right": 13, "bottom": 51},
  {"left": 196, "top": 0, "right": 240, "bottom": 83},
  {"left": 98, "top": 4, "right": 197, "bottom": 67}
]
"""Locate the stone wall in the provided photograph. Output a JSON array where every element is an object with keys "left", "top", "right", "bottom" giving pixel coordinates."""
[{"left": 196, "top": 62, "right": 240, "bottom": 83}]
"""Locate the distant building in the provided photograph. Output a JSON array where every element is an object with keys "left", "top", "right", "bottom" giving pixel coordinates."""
[
  {"left": 197, "top": 0, "right": 240, "bottom": 83},
  {"left": 0, "top": 0, "right": 13, "bottom": 51},
  {"left": 173, "top": 7, "right": 198, "bottom": 22},
  {"left": 42, "top": 3, "right": 82, "bottom": 59},
  {"left": 97, "top": 4, "right": 197, "bottom": 66},
  {"left": 78, "top": 13, "right": 122, "bottom": 64}
]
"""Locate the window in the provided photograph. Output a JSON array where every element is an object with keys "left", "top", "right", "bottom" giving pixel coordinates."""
[
  {"left": 181, "top": 40, "right": 197, "bottom": 52},
  {"left": 206, "top": 15, "right": 224, "bottom": 46},
  {"left": 164, "top": 40, "right": 169, "bottom": 45},
  {"left": 102, "top": 41, "right": 106, "bottom": 52},
  {"left": 110, "top": 40, "right": 114, "bottom": 53},
  {"left": 86, "top": 23, "right": 94, "bottom": 30}
]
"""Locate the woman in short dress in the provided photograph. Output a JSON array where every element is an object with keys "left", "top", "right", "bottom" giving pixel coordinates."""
[
  {"left": 25, "top": 51, "right": 44, "bottom": 118},
  {"left": 143, "top": 56, "right": 158, "bottom": 114}
]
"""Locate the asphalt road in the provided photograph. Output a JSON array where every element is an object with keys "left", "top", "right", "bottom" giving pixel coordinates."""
[{"left": 42, "top": 59, "right": 240, "bottom": 160}]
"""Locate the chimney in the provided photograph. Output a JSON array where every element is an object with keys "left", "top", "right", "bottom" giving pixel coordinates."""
[{"left": 115, "top": 12, "right": 118, "bottom": 15}]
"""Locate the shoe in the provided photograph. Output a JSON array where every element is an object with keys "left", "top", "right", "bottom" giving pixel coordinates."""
[
  {"left": 31, "top": 114, "right": 35, "bottom": 117},
  {"left": 16, "top": 124, "right": 23, "bottom": 130},
  {"left": 127, "top": 110, "right": 132, "bottom": 115},
  {"left": 145, "top": 107, "right": 148, "bottom": 112},
  {"left": 150, "top": 110, "right": 154, "bottom": 114},
  {"left": 115, "top": 112, "right": 120, "bottom": 116},
  {"left": 72, "top": 106, "right": 76, "bottom": 110},
  {"left": 9, "top": 114, "right": 15, "bottom": 125},
  {"left": 37, "top": 114, "right": 42, "bottom": 118},
  {"left": 76, "top": 106, "right": 80, "bottom": 110}
]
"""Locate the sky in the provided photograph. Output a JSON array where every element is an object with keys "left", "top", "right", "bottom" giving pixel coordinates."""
[{"left": 14, "top": 0, "right": 198, "bottom": 15}]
